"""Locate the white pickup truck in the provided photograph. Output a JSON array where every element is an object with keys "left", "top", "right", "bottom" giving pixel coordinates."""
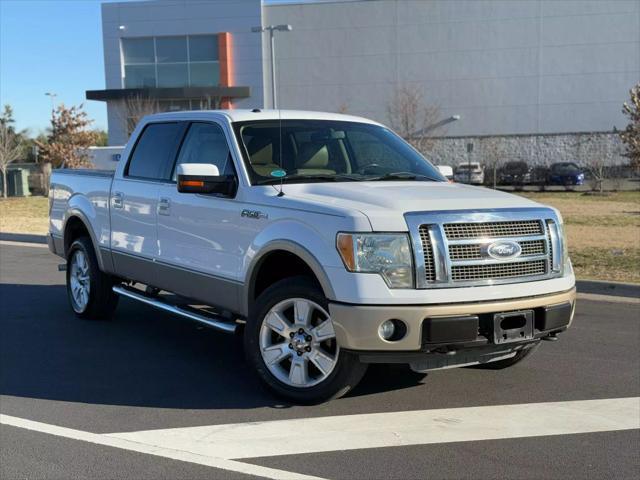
[{"left": 49, "top": 110, "right": 576, "bottom": 403}]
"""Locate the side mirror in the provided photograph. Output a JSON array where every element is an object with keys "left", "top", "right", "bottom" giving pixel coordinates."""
[{"left": 177, "top": 163, "right": 236, "bottom": 196}]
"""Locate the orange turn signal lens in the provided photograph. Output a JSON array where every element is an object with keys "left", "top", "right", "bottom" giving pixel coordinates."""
[
  {"left": 180, "top": 180, "right": 204, "bottom": 188},
  {"left": 336, "top": 233, "right": 355, "bottom": 271}
]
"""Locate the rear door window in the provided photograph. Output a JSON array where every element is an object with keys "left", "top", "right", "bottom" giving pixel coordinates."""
[{"left": 126, "top": 122, "right": 185, "bottom": 180}]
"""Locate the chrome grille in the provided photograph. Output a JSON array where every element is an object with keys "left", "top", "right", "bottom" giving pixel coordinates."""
[
  {"left": 419, "top": 226, "right": 436, "bottom": 282},
  {"left": 520, "top": 239, "right": 546, "bottom": 256},
  {"left": 545, "top": 221, "right": 554, "bottom": 267},
  {"left": 443, "top": 220, "right": 543, "bottom": 239},
  {"left": 448, "top": 239, "right": 547, "bottom": 261},
  {"left": 405, "top": 208, "right": 563, "bottom": 288},
  {"left": 451, "top": 260, "right": 547, "bottom": 281},
  {"left": 448, "top": 244, "right": 482, "bottom": 260}
]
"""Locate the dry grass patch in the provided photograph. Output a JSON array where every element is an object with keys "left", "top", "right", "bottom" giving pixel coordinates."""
[
  {"left": 0, "top": 196, "right": 49, "bottom": 235},
  {"left": 516, "top": 191, "right": 640, "bottom": 283}
]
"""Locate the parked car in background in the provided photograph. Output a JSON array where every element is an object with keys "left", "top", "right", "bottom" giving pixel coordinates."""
[
  {"left": 454, "top": 162, "right": 485, "bottom": 184},
  {"left": 498, "top": 161, "right": 531, "bottom": 185},
  {"left": 529, "top": 165, "right": 550, "bottom": 187},
  {"left": 548, "top": 162, "right": 585, "bottom": 186},
  {"left": 436, "top": 165, "right": 454, "bottom": 181}
]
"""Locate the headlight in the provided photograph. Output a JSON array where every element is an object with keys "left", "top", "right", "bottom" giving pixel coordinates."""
[
  {"left": 336, "top": 233, "right": 414, "bottom": 288},
  {"left": 559, "top": 221, "right": 570, "bottom": 269}
]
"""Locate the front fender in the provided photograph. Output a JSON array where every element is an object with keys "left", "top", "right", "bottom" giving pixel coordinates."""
[{"left": 241, "top": 219, "right": 341, "bottom": 316}]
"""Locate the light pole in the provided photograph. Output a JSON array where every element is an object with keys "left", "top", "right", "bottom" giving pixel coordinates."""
[
  {"left": 45, "top": 92, "right": 57, "bottom": 113},
  {"left": 413, "top": 114, "right": 461, "bottom": 137},
  {"left": 252, "top": 24, "right": 292, "bottom": 109}
]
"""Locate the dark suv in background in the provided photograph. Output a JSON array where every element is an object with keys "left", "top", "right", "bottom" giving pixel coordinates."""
[{"left": 548, "top": 162, "right": 585, "bottom": 186}]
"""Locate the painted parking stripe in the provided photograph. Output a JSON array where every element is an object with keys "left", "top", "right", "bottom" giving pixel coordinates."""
[
  {"left": 108, "top": 397, "right": 640, "bottom": 460},
  {"left": 0, "top": 414, "right": 327, "bottom": 480}
]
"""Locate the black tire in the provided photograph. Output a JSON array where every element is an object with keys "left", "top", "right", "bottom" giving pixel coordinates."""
[
  {"left": 245, "top": 276, "right": 367, "bottom": 404},
  {"left": 66, "top": 237, "right": 119, "bottom": 320},
  {"left": 471, "top": 343, "right": 539, "bottom": 370}
]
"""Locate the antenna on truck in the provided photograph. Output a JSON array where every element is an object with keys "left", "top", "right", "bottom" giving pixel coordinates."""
[{"left": 277, "top": 107, "right": 285, "bottom": 197}]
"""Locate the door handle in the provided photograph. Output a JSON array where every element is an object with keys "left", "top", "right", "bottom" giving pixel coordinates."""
[
  {"left": 112, "top": 192, "right": 123, "bottom": 209},
  {"left": 158, "top": 197, "right": 171, "bottom": 216}
]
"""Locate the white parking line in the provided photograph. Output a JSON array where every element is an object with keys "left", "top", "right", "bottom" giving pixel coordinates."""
[
  {"left": 0, "top": 414, "right": 327, "bottom": 480},
  {"left": 2, "top": 398, "right": 639, "bottom": 478},
  {"left": 108, "top": 397, "right": 640, "bottom": 459}
]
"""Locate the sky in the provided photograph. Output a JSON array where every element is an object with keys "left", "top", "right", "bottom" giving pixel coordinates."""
[
  {"left": 0, "top": 0, "right": 113, "bottom": 134},
  {"left": 0, "top": 0, "right": 313, "bottom": 135}
]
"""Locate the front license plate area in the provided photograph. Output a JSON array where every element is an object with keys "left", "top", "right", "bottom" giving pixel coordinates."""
[{"left": 493, "top": 310, "right": 534, "bottom": 344}]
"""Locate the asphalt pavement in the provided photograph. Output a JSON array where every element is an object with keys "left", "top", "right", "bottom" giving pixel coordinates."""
[{"left": 0, "top": 242, "right": 638, "bottom": 479}]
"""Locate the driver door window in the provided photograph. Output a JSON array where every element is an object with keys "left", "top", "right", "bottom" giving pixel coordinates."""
[{"left": 172, "top": 122, "right": 234, "bottom": 180}]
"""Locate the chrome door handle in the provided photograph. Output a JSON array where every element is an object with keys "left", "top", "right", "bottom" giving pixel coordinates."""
[
  {"left": 158, "top": 197, "right": 171, "bottom": 216},
  {"left": 112, "top": 192, "right": 123, "bottom": 209}
]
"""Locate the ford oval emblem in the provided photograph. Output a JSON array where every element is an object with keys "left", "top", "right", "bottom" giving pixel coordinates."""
[{"left": 487, "top": 241, "right": 522, "bottom": 260}]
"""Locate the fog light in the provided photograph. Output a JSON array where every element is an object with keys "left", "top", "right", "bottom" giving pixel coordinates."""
[{"left": 378, "top": 320, "right": 396, "bottom": 340}]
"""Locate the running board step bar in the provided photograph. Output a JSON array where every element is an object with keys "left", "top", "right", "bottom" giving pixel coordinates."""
[{"left": 112, "top": 285, "right": 236, "bottom": 334}]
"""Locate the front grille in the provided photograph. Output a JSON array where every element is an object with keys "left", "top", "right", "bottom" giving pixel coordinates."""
[
  {"left": 451, "top": 260, "right": 547, "bottom": 281},
  {"left": 419, "top": 226, "right": 436, "bottom": 282},
  {"left": 520, "top": 239, "right": 546, "bottom": 256},
  {"left": 408, "top": 210, "right": 561, "bottom": 288},
  {"left": 448, "top": 239, "right": 547, "bottom": 261},
  {"left": 448, "top": 244, "right": 482, "bottom": 260},
  {"left": 443, "top": 220, "right": 543, "bottom": 239}
]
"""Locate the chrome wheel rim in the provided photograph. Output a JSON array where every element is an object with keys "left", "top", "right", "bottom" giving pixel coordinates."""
[
  {"left": 259, "top": 298, "right": 339, "bottom": 388},
  {"left": 69, "top": 250, "right": 90, "bottom": 312}
]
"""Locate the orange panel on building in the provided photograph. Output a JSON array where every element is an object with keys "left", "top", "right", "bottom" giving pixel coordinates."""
[{"left": 218, "top": 32, "right": 233, "bottom": 109}]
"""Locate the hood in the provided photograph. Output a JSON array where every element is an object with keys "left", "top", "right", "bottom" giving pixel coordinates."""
[{"left": 275, "top": 181, "right": 544, "bottom": 230}]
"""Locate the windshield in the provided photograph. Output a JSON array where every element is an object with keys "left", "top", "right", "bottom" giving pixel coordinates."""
[
  {"left": 232, "top": 120, "right": 445, "bottom": 184},
  {"left": 456, "top": 164, "right": 481, "bottom": 172},
  {"left": 551, "top": 163, "right": 581, "bottom": 175}
]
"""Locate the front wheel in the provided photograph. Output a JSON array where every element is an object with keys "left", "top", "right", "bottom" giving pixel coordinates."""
[{"left": 245, "top": 277, "right": 367, "bottom": 404}]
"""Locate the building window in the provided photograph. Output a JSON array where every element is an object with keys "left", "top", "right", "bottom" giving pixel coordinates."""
[{"left": 122, "top": 35, "right": 219, "bottom": 88}]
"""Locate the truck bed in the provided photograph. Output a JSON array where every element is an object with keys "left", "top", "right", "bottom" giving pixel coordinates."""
[{"left": 49, "top": 169, "right": 114, "bottom": 252}]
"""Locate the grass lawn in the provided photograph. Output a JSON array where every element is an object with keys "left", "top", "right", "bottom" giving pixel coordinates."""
[
  {"left": 0, "top": 196, "right": 49, "bottom": 235},
  {"left": 516, "top": 191, "right": 640, "bottom": 283},
  {"left": 1, "top": 191, "right": 639, "bottom": 283}
]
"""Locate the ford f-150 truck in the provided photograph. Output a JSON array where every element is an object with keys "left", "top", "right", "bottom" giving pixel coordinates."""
[{"left": 49, "top": 110, "right": 576, "bottom": 403}]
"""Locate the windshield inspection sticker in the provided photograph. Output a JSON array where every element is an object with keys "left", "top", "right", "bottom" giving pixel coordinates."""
[{"left": 270, "top": 169, "right": 287, "bottom": 178}]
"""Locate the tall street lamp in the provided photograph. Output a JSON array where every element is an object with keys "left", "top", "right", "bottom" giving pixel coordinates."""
[
  {"left": 252, "top": 24, "right": 292, "bottom": 109},
  {"left": 45, "top": 92, "right": 58, "bottom": 112}
]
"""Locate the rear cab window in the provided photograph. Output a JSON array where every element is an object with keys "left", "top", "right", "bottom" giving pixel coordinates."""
[{"left": 126, "top": 122, "right": 186, "bottom": 181}]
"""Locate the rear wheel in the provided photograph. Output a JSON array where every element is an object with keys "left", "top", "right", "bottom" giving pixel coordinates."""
[
  {"left": 245, "top": 276, "right": 367, "bottom": 404},
  {"left": 66, "top": 237, "right": 119, "bottom": 320}
]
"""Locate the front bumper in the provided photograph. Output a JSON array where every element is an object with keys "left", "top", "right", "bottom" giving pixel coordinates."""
[{"left": 329, "top": 287, "right": 576, "bottom": 352}]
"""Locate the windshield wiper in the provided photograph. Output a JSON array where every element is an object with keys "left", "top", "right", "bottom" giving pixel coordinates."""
[
  {"left": 254, "top": 173, "right": 362, "bottom": 185},
  {"left": 366, "top": 172, "right": 440, "bottom": 182}
]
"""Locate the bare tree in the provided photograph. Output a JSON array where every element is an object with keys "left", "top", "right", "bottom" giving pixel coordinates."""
[
  {"left": 0, "top": 109, "right": 24, "bottom": 198},
  {"left": 123, "top": 95, "right": 160, "bottom": 137},
  {"left": 198, "top": 95, "right": 226, "bottom": 110},
  {"left": 620, "top": 82, "right": 640, "bottom": 172},
  {"left": 577, "top": 133, "right": 611, "bottom": 194},
  {"left": 480, "top": 137, "right": 504, "bottom": 189},
  {"left": 387, "top": 84, "right": 441, "bottom": 153}
]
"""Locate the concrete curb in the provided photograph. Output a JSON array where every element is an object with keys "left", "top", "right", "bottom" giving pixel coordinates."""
[
  {"left": 576, "top": 280, "right": 640, "bottom": 299},
  {"left": 1, "top": 232, "right": 638, "bottom": 299},
  {"left": 0, "top": 232, "right": 47, "bottom": 244}
]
